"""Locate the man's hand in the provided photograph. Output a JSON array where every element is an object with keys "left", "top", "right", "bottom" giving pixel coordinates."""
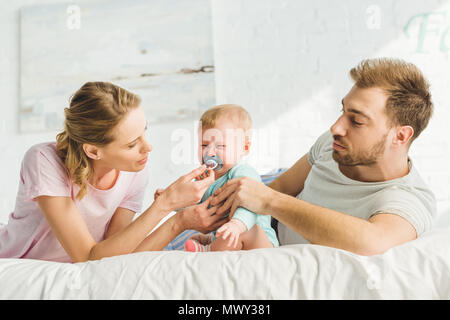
[
  {"left": 210, "top": 177, "right": 275, "bottom": 218},
  {"left": 216, "top": 219, "right": 247, "bottom": 248}
]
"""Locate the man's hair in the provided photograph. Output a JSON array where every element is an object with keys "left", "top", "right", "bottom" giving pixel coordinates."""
[{"left": 350, "top": 58, "right": 433, "bottom": 143}]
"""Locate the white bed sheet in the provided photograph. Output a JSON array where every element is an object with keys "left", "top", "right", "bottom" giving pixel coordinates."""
[{"left": 1, "top": 207, "right": 449, "bottom": 300}]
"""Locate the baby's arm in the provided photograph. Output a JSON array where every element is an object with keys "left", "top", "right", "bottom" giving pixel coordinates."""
[
  {"left": 216, "top": 218, "right": 247, "bottom": 248},
  {"left": 215, "top": 164, "right": 262, "bottom": 247},
  {"left": 215, "top": 204, "right": 257, "bottom": 248}
]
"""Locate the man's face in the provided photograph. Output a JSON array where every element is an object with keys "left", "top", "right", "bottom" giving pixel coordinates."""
[{"left": 330, "top": 85, "right": 392, "bottom": 166}]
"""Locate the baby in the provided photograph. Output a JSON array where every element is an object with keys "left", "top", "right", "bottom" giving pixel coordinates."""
[{"left": 158, "top": 104, "right": 279, "bottom": 252}]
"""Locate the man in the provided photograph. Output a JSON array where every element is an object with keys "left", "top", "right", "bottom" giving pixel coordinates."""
[{"left": 210, "top": 58, "right": 436, "bottom": 256}]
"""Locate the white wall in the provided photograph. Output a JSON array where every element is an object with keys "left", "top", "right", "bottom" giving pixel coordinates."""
[
  {"left": 213, "top": 0, "right": 450, "bottom": 212},
  {"left": 1, "top": 0, "right": 450, "bottom": 224}
]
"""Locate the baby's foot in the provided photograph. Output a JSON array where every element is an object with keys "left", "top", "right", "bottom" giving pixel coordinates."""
[{"left": 185, "top": 239, "right": 211, "bottom": 252}]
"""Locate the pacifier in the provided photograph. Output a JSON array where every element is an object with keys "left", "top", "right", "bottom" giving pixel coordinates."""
[{"left": 203, "top": 154, "right": 223, "bottom": 171}]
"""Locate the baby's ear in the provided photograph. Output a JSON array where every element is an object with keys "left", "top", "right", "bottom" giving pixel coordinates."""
[{"left": 244, "top": 138, "right": 251, "bottom": 153}]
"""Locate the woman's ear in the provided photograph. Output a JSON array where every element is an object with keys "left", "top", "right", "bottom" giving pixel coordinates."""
[{"left": 83, "top": 143, "right": 101, "bottom": 160}]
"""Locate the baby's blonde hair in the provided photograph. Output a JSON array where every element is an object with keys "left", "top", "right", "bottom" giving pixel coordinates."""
[{"left": 200, "top": 104, "right": 252, "bottom": 135}]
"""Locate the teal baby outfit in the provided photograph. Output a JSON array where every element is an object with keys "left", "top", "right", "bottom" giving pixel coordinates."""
[{"left": 201, "top": 161, "right": 279, "bottom": 247}]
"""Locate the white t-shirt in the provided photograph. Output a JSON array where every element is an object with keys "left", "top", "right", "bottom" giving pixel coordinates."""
[{"left": 278, "top": 131, "right": 437, "bottom": 246}]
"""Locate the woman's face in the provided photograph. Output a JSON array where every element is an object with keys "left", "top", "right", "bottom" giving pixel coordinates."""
[{"left": 98, "top": 107, "right": 152, "bottom": 172}]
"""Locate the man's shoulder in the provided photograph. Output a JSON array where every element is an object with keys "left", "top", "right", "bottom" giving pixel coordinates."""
[{"left": 393, "top": 162, "right": 436, "bottom": 207}]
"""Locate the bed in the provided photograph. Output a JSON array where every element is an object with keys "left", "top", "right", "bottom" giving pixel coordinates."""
[
  {"left": 1, "top": 167, "right": 449, "bottom": 300},
  {"left": 1, "top": 198, "right": 449, "bottom": 300}
]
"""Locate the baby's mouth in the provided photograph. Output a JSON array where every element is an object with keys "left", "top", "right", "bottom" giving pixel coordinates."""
[
  {"left": 205, "top": 159, "right": 218, "bottom": 170},
  {"left": 203, "top": 155, "right": 224, "bottom": 171}
]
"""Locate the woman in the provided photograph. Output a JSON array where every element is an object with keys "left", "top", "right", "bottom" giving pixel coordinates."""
[{"left": 0, "top": 82, "right": 228, "bottom": 263}]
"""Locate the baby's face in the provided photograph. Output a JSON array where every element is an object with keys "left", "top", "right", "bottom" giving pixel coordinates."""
[{"left": 198, "top": 119, "right": 250, "bottom": 179}]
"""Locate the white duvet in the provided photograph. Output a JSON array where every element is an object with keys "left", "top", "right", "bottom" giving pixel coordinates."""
[{"left": 1, "top": 207, "right": 449, "bottom": 300}]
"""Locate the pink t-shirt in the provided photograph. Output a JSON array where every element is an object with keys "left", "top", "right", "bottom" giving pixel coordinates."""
[{"left": 0, "top": 142, "right": 149, "bottom": 263}]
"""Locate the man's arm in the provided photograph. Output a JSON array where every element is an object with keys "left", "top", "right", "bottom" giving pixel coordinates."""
[
  {"left": 268, "top": 191, "right": 417, "bottom": 255},
  {"left": 212, "top": 177, "right": 417, "bottom": 256},
  {"left": 211, "top": 153, "right": 311, "bottom": 217},
  {"left": 268, "top": 153, "right": 311, "bottom": 196}
]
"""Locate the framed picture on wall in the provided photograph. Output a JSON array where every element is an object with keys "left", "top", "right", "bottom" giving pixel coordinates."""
[{"left": 19, "top": 0, "right": 215, "bottom": 133}]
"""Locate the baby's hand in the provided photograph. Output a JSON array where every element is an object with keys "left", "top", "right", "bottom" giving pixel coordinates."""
[
  {"left": 216, "top": 219, "right": 247, "bottom": 248},
  {"left": 154, "top": 188, "right": 165, "bottom": 201}
]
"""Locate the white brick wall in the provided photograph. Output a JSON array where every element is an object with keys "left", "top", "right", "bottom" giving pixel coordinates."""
[
  {"left": 1, "top": 0, "right": 450, "bottom": 223},
  {"left": 211, "top": 0, "right": 450, "bottom": 209}
]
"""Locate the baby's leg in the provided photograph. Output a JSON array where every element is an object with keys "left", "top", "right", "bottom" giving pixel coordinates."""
[
  {"left": 210, "top": 234, "right": 243, "bottom": 251},
  {"left": 186, "top": 225, "right": 273, "bottom": 252},
  {"left": 185, "top": 233, "right": 240, "bottom": 252},
  {"left": 190, "top": 233, "right": 213, "bottom": 245},
  {"left": 184, "top": 233, "right": 212, "bottom": 252},
  {"left": 240, "top": 224, "right": 273, "bottom": 250},
  {"left": 211, "top": 224, "right": 273, "bottom": 251}
]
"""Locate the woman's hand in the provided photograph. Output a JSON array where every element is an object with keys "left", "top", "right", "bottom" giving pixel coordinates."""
[
  {"left": 156, "top": 165, "right": 215, "bottom": 212},
  {"left": 210, "top": 177, "right": 275, "bottom": 218},
  {"left": 177, "top": 197, "right": 229, "bottom": 234}
]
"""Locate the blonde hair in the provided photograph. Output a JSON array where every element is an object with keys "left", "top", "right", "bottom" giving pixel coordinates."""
[
  {"left": 56, "top": 82, "right": 141, "bottom": 200},
  {"left": 350, "top": 58, "right": 433, "bottom": 143},
  {"left": 200, "top": 104, "right": 252, "bottom": 133}
]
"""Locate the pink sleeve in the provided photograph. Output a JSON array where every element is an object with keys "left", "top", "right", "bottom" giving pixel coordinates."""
[
  {"left": 118, "top": 165, "right": 149, "bottom": 213},
  {"left": 21, "top": 144, "right": 72, "bottom": 201}
]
